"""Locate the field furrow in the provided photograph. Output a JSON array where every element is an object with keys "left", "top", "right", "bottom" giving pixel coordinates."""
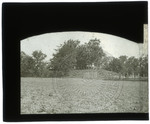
[{"left": 21, "top": 77, "right": 148, "bottom": 114}]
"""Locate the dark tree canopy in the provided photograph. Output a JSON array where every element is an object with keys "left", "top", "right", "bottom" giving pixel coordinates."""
[
  {"left": 104, "top": 55, "right": 148, "bottom": 79},
  {"left": 76, "top": 38, "right": 105, "bottom": 69},
  {"left": 21, "top": 39, "right": 148, "bottom": 79},
  {"left": 50, "top": 40, "right": 80, "bottom": 76},
  {"left": 21, "top": 51, "right": 35, "bottom": 77},
  {"left": 21, "top": 50, "right": 47, "bottom": 77}
]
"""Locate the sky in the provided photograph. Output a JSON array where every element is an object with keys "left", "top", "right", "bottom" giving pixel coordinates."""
[{"left": 21, "top": 31, "right": 140, "bottom": 61}]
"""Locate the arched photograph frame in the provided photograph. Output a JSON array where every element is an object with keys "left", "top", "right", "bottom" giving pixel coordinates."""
[{"left": 2, "top": 1, "right": 148, "bottom": 121}]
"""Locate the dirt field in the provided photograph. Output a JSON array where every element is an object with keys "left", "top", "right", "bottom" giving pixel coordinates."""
[{"left": 21, "top": 77, "right": 148, "bottom": 114}]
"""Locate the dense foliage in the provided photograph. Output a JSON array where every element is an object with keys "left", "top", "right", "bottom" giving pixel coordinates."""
[
  {"left": 21, "top": 50, "right": 50, "bottom": 77},
  {"left": 103, "top": 55, "right": 148, "bottom": 79},
  {"left": 21, "top": 39, "right": 148, "bottom": 78}
]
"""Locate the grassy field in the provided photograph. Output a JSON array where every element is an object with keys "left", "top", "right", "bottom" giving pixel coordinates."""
[{"left": 21, "top": 77, "right": 148, "bottom": 114}]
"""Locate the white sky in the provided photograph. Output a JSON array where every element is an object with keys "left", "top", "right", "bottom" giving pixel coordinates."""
[{"left": 21, "top": 31, "right": 140, "bottom": 61}]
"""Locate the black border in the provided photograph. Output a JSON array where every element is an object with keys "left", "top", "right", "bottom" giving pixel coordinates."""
[{"left": 2, "top": 2, "right": 149, "bottom": 122}]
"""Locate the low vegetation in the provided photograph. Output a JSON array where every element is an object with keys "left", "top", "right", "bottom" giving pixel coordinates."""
[{"left": 21, "top": 78, "right": 148, "bottom": 114}]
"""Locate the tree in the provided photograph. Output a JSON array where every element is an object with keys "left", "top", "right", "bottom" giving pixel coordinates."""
[
  {"left": 21, "top": 51, "right": 35, "bottom": 77},
  {"left": 110, "top": 58, "right": 122, "bottom": 72},
  {"left": 50, "top": 40, "right": 80, "bottom": 76},
  {"left": 138, "top": 55, "right": 148, "bottom": 77},
  {"left": 76, "top": 38, "right": 105, "bottom": 69},
  {"left": 104, "top": 57, "right": 122, "bottom": 79},
  {"left": 86, "top": 38, "right": 105, "bottom": 67},
  {"left": 119, "top": 55, "right": 128, "bottom": 77},
  {"left": 32, "top": 50, "right": 47, "bottom": 77},
  {"left": 126, "top": 56, "right": 139, "bottom": 78},
  {"left": 76, "top": 44, "right": 88, "bottom": 69}
]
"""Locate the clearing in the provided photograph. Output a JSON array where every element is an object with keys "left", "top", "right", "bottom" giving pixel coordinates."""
[{"left": 21, "top": 77, "right": 148, "bottom": 114}]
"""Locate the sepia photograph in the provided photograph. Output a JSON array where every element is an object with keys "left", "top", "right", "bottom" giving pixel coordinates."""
[{"left": 21, "top": 30, "right": 148, "bottom": 114}]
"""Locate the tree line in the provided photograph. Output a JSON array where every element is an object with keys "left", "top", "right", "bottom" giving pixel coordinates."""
[
  {"left": 21, "top": 39, "right": 148, "bottom": 78},
  {"left": 103, "top": 55, "right": 148, "bottom": 79}
]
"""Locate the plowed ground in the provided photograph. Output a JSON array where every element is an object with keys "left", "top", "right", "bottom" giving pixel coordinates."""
[{"left": 21, "top": 77, "right": 148, "bottom": 114}]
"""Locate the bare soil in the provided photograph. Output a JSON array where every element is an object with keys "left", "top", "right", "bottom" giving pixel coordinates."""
[{"left": 21, "top": 77, "right": 148, "bottom": 114}]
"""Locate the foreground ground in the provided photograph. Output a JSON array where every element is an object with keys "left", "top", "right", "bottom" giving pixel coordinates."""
[{"left": 21, "top": 77, "right": 148, "bottom": 114}]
